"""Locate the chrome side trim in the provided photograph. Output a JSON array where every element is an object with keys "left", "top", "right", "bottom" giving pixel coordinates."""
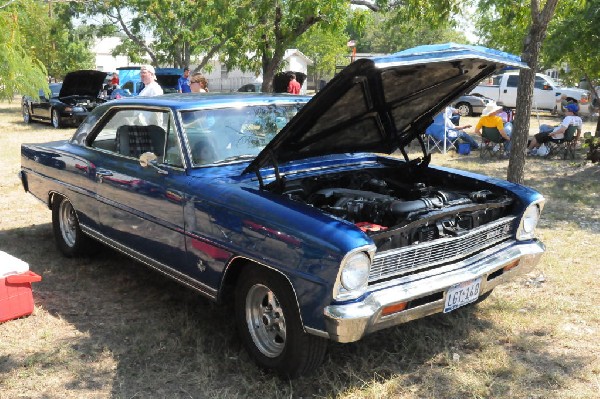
[
  {"left": 81, "top": 225, "right": 218, "bottom": 299},
  {"left": 323, "top": 239, "right": 545, "bottom": 343}
]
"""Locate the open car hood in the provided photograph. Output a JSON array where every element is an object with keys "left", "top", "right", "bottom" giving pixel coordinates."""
[
  {"left": 244, "top": 43, "right": 526, "bottom": 175},
  {"left": 58, "top": 70, "right": 107, "bottom": 98}
]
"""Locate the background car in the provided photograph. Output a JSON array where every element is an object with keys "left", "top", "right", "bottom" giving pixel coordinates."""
[
  {"left": 238, "top": 82, "right": 262, "bottom": 92},
  {"left": 22, "top": 70, "right": 107, "bottom": 128},
  {"left": 451, "top": 94, "right": 495, "bottom": 116}
]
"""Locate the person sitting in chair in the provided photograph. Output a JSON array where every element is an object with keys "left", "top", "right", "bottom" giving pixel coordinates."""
[
  {"left": 527, "top": 103, "right": 582, "bottom": 155},
  {"left": 425, "top": 106, "right": 479, "bottom": 150},
  {"left": 474, "top": 103, "right": 512, "bottom": 154}
]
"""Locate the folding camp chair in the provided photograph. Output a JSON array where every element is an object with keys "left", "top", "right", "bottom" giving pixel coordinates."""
[
  {"left": 545, "top": 125, "right": 578, "bottom": 160},
  {"left": 480, "top": 127, "right": 506, "bottom": 159}
]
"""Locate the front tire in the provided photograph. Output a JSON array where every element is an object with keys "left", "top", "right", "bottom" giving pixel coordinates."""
[
  {"left": 51, "top": 109, "right": 62, "bottom": 129},
  {"left": 235, "top": 267, "right": 327, "bottom": 378},
  {"left": 52, "top": 196, "right": 93, "bottom": 257}
]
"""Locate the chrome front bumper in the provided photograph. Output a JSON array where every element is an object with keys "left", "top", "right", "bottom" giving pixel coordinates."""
[{"left": 323, "top": 240, "right": 545, "bottom": 343}]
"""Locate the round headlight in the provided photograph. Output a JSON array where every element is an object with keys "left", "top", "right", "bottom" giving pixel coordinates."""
[
  {"left": 517, "top": 205, "right": 540, "bottom": 240},
  {"left": 341, "top": 252, "right": 370, "bottom": 291}
]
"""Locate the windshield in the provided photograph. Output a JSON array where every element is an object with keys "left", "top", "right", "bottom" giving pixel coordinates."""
[{"left": 180, "top": 103, "right": 305, "bottom": 166}]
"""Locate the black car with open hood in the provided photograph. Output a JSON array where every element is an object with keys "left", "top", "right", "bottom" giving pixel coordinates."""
[{"left": 22, "top": 70, "right": 108, "bottom": 129}]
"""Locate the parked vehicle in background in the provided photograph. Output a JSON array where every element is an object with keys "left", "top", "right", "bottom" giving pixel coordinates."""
[
  {"left": 155, "top": 68, "right": 184, "bottom": 93},
  {"left": 470, "top": 71, "right": 592, "bottom": 116},
  {"left": 22, "top": 70, "right": 108, "bottom": 128},
  {"left": 19, "top": 44, "right": 545, "bottom": 378},
  {"left": 451, "top": 94, "right": 495, "bottom": 116},
  {"left": 117, "top": 66, "right": 183, "bottom": 95},
  {"left": 238, "top": 82, "right": 262, "bottom": 92}
]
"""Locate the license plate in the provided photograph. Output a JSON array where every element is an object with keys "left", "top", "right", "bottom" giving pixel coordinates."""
[{"left": 443, "top": 277, "right": 482, "bottom": 313}]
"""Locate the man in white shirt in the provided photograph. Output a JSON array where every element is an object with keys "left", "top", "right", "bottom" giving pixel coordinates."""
[
  {"left": 528, "top": 103, "right": 582, "bottom": 152},
  {"left": 138, "top": 65, "right": 163, "bottom": 97}
]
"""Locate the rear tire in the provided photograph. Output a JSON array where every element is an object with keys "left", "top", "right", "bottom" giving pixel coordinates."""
[
  {"left": 52, "top": 196, "right": 94, "bottom": 257},
  {"left": 234, "top": 267, "right": 327, "bottom": 378}
]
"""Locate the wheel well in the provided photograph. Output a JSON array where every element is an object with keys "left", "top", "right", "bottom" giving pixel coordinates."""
[
  {"left": 219, "top": 258, "right": 298, "bottom": 308},
  {"left": 48, "top": 191, "right": 63, "bottom": 210}
]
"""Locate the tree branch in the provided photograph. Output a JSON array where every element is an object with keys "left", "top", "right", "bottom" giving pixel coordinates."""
[
  {"left": 115, "top": 7, "right": 157, "bottom": 64},
  {"left": 350, "top": 0, "right": 380, "bottom": 11}
]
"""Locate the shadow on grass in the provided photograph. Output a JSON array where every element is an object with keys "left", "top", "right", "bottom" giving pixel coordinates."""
[
  {"left": 439, "top": 153, "right": 600, "bottom": 234},
  {"left": 0, "top": 222, "right": 592, "bottom": 398}
]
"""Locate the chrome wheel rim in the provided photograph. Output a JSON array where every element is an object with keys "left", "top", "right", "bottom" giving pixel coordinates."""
[
  {"left": 245, "top": 284, "right": 286, "bottom": 358},
  {"left": 58, "top": 200, "right": 77, "bottom": 248},
  {"left": 457, "top": 104, "right": 470, "bottom": 116},
  {"left": 52, "top": 110, "right": 59, "bottom": 128},
  {"left": 23, "top": 105, "right": 30, "bottom": 123}
]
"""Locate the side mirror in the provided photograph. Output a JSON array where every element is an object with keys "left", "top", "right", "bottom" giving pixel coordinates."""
[
  {"left": 139, "top": 152, "right": 157, "bottom": 167},
  {"left": 139, "top": 152, "right": 168, "bottom": 175}
]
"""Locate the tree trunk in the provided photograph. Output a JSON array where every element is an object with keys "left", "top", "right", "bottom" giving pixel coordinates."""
[{"left": 507, "top": 0, "right": 559, "bottom": 184}]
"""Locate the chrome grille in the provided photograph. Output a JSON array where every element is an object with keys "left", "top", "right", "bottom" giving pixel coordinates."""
[{"left": 369, "top": 217, "right": 515, "bottom": 283}]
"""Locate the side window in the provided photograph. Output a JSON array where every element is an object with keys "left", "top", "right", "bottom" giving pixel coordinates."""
[
  {"left": 122, "top": 81, "right": 133, "bottom": 93},
  {"left": 163, "top": 114, "right": 184, "bottom": 168},
  {"left": 534, "top": 76, "right": 548, "bottom": 90},
  {"left": 506, "top": 75, "right": 519, "bottom": 88},
  {"left": 492, "top": 75, "right": 502, "bottom": 86},
  {"left": 89, "top": 109, "right": 173, "bottom": 163}
]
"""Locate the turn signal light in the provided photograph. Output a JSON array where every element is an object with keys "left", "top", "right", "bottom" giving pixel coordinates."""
[
  {"left": 382, "top": 302, "right": 408, "bottom": 316},
  {"left": 503, "top": 259, "right": 520, "bottom": 272}
]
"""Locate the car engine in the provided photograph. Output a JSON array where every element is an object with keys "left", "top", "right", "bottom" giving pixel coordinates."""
[{"left": 279, "top": 168, "right": 515, "bottom": 251}]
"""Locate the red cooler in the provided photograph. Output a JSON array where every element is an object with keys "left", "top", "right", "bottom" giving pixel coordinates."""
[{"left": 0, "top": 251, "right": 42, "bottom": 323}]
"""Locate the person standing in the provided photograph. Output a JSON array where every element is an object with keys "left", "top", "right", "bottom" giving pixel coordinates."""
[
  {"left": 287, "top": 73, "right": 301, "bottom": 94},
  {"left": 138, "top": 65, "right": 163, "bottom": 97},
  {"left": 110, "top": 72, "right": 119, "bottom": 88},
  {"left": 178, "top": 67, "right": 191, "bottom": 93},
  {"left": 190, "top": 73, "right": 209, "bottom": 93}
]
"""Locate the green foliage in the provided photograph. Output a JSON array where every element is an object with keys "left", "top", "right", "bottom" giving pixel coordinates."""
[
  {"left": 544, "top": 0, "right": 600, "bottom": 86},
  {"left": 356, "top": 10, "right": 469, "bottom": 54},
  {"left": 475, "top": 0, "right": 599, "bottom": 84},
  {"left": 0, "top": 0, "right": 49, "bottom": 100},
  {"left": 295, "top": 20, "right": 348, "bottom": 81}
]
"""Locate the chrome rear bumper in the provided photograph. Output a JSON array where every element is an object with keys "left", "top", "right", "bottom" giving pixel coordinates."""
[{"left": 323, "top": 240, "right": 544, "bottom": 343}]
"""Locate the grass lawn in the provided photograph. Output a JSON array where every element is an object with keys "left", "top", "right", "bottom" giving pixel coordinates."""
[{"left": 1, "top": 100, "right": 599, "bottom": 398}]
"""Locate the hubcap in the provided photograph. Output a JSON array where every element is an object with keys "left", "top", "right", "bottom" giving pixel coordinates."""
[
  {"left": 245, "top": 284, "right": 286, "bottom": 358},
  {"left": 58, "top": 200, "right": 77, "bottom": 248}
]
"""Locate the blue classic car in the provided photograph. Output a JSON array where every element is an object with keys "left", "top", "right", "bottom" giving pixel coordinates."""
[{"left": 19, "top": 44, "right": 545, "bottom": 377}]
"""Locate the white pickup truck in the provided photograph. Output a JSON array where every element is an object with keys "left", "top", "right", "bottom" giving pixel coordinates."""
[{"left": 470, "top": 71, "right": 592, "bottom": 116}]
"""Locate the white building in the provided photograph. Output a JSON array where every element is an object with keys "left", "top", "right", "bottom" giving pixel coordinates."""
[
  {"left": 92, "top": 37, "right": 131, "bottom": 73},
  {"left": 202, "top": 49, "right": 313, "bottom": 92}
]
